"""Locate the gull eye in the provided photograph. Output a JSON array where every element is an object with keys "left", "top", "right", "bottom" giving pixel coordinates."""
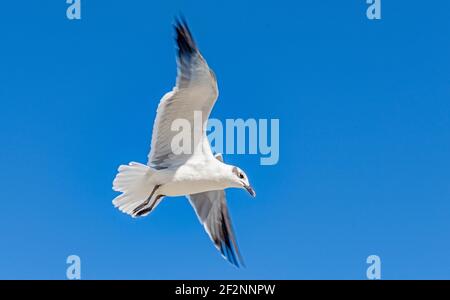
[{"left": 238, "top": 173, "right": 244, "bottom": 179}]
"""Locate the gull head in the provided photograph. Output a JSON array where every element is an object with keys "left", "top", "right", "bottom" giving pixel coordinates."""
[{"left": 228, "top": 166, "right": 256, "bottom": 197}]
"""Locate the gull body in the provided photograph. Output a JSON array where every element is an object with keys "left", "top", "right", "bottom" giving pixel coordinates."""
[
  {"left": 150, "top": 155, "right": 235, "bottom": 197},
  {"left": 111, "top": 18, "right": 255, "bottom": 267}
]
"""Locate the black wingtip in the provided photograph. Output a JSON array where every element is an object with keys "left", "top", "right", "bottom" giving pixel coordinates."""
[
  {"left": 221, "top": 242, "right": 245, "bottom": 268},
  {"left": 173, "top": 15, "right": 197, "bottom": 57},
  {"left": 219, "top": 210, "right": 245, "bottom": 268}
]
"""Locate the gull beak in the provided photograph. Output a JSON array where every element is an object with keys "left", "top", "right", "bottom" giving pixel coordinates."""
[{"left": 244, "top": 185, "right": 256, "bottom": 197}]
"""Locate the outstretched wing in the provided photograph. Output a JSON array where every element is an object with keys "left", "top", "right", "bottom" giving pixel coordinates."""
[
  {"left": 188, "top": 190, "right": 245, "bottom": 268},
  {"left": 187, "top": 154, "right": 245, "bottom": 267},
  {"left": 147, "top": 18, "right": 218, "bottom": 169}
]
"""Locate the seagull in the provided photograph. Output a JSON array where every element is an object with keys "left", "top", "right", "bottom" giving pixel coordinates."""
[{"left": 112, "top": 18, "right": 255, "bottom": 268}]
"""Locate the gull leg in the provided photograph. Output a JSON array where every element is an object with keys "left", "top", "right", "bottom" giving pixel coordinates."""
[
  {"left": 132, "top": 185, "right": 160, "bottom": 216},
  {"left": 135, "top": 194, "right": 164, "bottom": 217}
]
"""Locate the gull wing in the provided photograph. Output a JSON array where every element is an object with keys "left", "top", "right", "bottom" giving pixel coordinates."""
[
  {"left": 147, "top": 18, "right": 218, "bottom": 169},
  {"left": 188, "top": 190, "right": 245, "bottom": 268},
  {"left": 187, "top": 154, "right": 245, "bottom": 267}
]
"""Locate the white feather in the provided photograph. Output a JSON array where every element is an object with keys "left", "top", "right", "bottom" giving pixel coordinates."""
[{"left": 112, "top": 162, "right": 156, "bottom": 216}]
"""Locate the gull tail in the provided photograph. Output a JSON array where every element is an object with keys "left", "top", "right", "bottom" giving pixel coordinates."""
[{"left": 112, "top": 162, "right": 163, "bottom": 218}]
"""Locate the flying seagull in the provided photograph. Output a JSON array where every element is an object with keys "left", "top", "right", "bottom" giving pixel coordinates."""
[{"left": 112, "top": 18, "right": 255, "bottom": 267}]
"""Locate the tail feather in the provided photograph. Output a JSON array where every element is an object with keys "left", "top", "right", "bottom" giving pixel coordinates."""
[{"left": 112, "top": 162, "right": 160, "bottom": 217}]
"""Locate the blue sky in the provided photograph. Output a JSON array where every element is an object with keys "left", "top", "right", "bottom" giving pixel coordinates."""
[{"left": 1, "top": 1, "right": 449, "bottom": 279}]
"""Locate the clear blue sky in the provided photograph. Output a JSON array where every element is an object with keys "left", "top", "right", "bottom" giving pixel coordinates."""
[{"left": 1, "top": 1, "right": 449, "bottom": 279}]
